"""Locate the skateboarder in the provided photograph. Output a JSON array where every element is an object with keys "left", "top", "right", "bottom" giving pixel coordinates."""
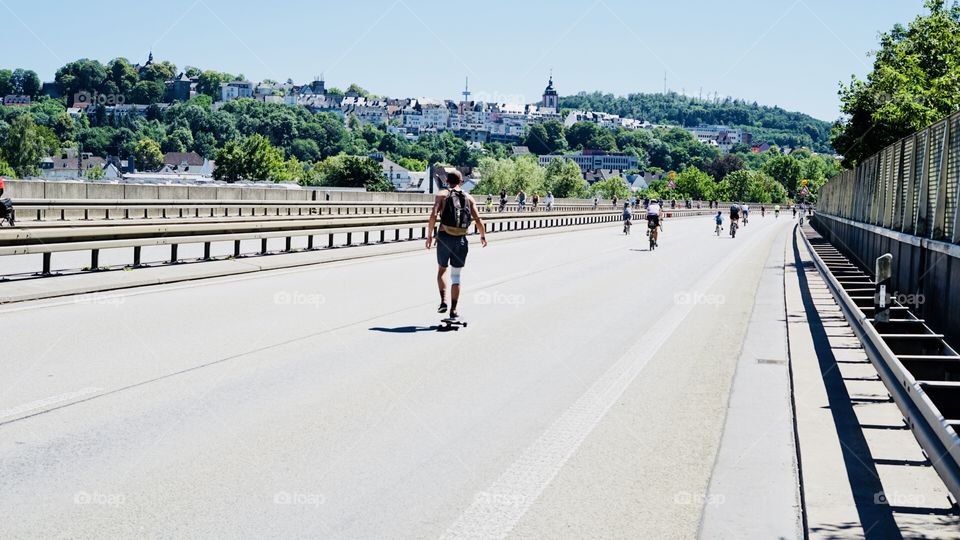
[{"left": 426, "top": 169, "right": 488, "bottom": 321}]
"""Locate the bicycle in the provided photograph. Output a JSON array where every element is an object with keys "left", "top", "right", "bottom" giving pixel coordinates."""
[
  {"left": 648, "top": 220, "right": 659, "bottom": 250},
  {"left": 730, "top": 220, "right": 739, "bottom": 238},
  {"left": 624, "top": 219, "right": 632, "bottom": 235},
  {"left": 715, "top": 222, "right": 723, "bottom": 237}
]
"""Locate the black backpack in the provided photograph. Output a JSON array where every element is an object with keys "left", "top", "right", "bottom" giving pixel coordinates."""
[{"left": 441, "top": 190, "right": 472, "bottom": 230}]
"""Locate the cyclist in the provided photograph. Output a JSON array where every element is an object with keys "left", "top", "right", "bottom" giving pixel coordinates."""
[
  {"left": 622, "top": 202, "right": 632, "bottom": 235},
  {"left": 729, "top": 202, "right": 741, "bottom": 238},
  {"left": 647, "top": 199, "right": 663, "bottom": 247},
  {"left": 774, "top": 204, "right": 781, "bottom": 218},
  {"left": 532, "top": 192, "right": 540, "bottom": 212},
  {"left": 742, "top": 203, "right": 750, "bottom": 226},
  {"left": 760, "top": 205, "right": 766, "bottom": 218},
  {"left": 545, "top": 192, "right": 554, "bottom": 211},
  {"left": 792, "top": 205, "right": 797, "bottom": 219},
  {"left": 714, "top": 211, "right": 724, "bottom": 236},
  {"left": 485, "top": 193, "right": 494, "bottom": 212},
  {"left": 516, "top": 190, "right": 526, "bottom": 212}
]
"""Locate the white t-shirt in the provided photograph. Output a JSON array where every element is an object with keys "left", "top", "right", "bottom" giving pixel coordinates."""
[
  {"left": 647, "top": 203, "right": 662, "bottom": 216},
  {"left": 742, "top": 205, "right": 750, "bottom": 213}
]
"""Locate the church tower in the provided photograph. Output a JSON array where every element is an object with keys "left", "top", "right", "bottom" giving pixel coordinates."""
[{"left": 542, "top": 74, "right": 558, "bottom": 111}]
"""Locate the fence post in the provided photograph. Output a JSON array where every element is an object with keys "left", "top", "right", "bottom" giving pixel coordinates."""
[{"left": 874, "top": 253, "right": 893, "bottom": 323}]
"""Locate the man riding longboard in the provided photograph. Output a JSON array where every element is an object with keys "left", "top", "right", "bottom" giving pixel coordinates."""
[{"left": 426, "top": 169, "right": 488, "bottom": 325}]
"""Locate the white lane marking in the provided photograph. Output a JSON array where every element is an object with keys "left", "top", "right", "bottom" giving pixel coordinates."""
[
  {"left": 0, "top": 387, "right": 102, "bottom": 421},
  {"left": 440, "top": 221, "right": 782, "bottom": 540}
]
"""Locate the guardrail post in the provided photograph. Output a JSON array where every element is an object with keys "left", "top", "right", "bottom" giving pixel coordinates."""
[
  {"left": 329, "top": 234, "right": 334, "bottom": 248},
  {"left": 203, "top": 242, "right": 211, "bottom": 260},
  {"left": 42, "top": 253, "right": 51, "bottom": 275},
  {"left": 346, "top": 232, "right": 353, "bottom": 246},
  {"left": 133, "top": 246, "right": 141, "bottom": 268},
  {"left": 364, "top": 231, "right": 370, "bottom": 245},
  {"left": 875, "top": 253, "right": 893, "bottom": 322},
  {"left": 421, "top": 227, "right": 426, "bottom": 239},
  {"left": 395, "top": 229, "right": 400, "bottom": 241},
  {"left": 379, "top": 230, "right": 385, "bottom": 243},
  {"left": 285, "top": 237, "right": 292, "bottom": 252},
  {"left": 234, "top": 240, "right": 241, "bottom": 257},
  {"left": 170, "top": 244, "right": 178, "bottom": 264},
  {"left": 261, "top": 238, "right": 269, "bottom": 254},
  {"left": 90, "top": 249, "right": 99, "bottom": 271},
  {"left": 408, "top": 228, "right": 413, "bottom": 240},
  {"left": 307, "top": 235, "right": 314, "bottom": 250}
]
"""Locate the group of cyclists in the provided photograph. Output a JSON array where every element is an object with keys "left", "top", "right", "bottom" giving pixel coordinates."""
[{"left": 621, "top": 198, "right": 664, "bottom": 250}]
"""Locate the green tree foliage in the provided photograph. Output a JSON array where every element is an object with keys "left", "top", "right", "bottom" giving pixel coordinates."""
[
  {"left": 524, "top": 120, "right": 567, "bottom": 155},
  {"left": 0, "top": 158, "right": 15, "bottom": 178},
  {"left": 591, "top": 177, "right": 632, "bottom": 200},
  {"left": 11, "top": 69, "right": 42, "bottom": 98},
  {"left": 85, "top": 164, "right": 106, "bottom": 180},
  {"left": 566, "top": 121, "right": 616, "bottom": 151},
  {"left": 397, "top": 157, "right": 427, "bottom": 172},
  {"left": 702, "top": 153, "right": 745, "bottom": 181},
  {"left": 762, "top": 154, "right": 803, "bottom": 195},
  {"left": 543, "top": 157, "right": 589, "bottom": 198},
  {"left": 474, "top": 156, "right": 546, "bottom": 195},
  {"left": 314, "top": 155, "right": 393, "bottom": 191},
  {"left": 561, "top": 92, "right": 833, "bottom": 153},
  {"left": 56, "top": 59, "right": 109, "bottom": 104},
  {"left": 832, "top": 0, "right": 960, "bottom": 166},
  {"left": 0, "top": 69, "right": 13, "bottom": 96},
  {"left": 673, "top": 167, "right": 716, "bottom": 200},
  {"left": 133, "top": 137, "right": 164, "bottom": 171},
  {"left": 130, "top": 80, "right": 165, "bottom": 104},
  {"left": 2, "top": 114, "right": 46, "bottom": 177}
]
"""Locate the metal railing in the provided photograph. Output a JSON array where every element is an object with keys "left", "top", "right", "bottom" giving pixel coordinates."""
[
  {"left": 0, "top": 208, "right": 716, "bottom": 278},
  {"left": 819, "top": 110, "right": 960, "bottom": 243},
  {"left": 800, "top": 223, "right": 960, "bottom": 502},
  {"left": 9, "top": 199, "right": 610, "bottom": 223}
]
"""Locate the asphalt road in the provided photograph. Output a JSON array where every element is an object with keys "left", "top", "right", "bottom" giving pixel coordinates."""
[{"left": 1, "top": 212, "right": 794, "bottom": 539}]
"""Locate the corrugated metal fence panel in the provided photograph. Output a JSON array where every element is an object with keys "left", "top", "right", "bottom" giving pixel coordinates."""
[{"left": 944, "top": 114, "right": 960, "bottom": 241}]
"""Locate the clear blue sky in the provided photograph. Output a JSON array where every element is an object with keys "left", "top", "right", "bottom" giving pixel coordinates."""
[{"left": 0, "top": 0, "right": 927, "bottom": 121}]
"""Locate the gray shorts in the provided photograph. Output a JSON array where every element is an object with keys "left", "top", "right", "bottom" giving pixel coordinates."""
[{"left": 436, "top": 230, "right": 469, "bottom": 268}]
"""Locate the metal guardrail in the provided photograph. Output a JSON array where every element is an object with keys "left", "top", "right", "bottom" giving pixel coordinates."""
[
  {"left": 6, "top": 199, "right": 622, "bottom": 222},
  {"left": 800, "top": 223, "right": 960, "bottom": 503},
  {"left": 0, "top": 208, "right": 716, "bottom": 278}
]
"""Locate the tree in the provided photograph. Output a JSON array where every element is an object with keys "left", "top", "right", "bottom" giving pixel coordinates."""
[
  {"left": 591, "top": 177, "right": 631, "bottom": 200},
  {"left": 566, "top": 121, "right": 615, "bottom": 151},
  {"left": 213, "top": 140, "right": 245, "bottom": 182},
  {"left": 11, "top": 69, "right": 42, "bottom": 98},
  {"left": 473, "top": 155, "right": 545, "bottom": 195},
  {"left": 702, "top": 153, "right": 745, "bottom": 182},
  {"left": 197, "top": 70, "right": 229, "bottom": 99},
  {"left": 108, "top": 58, "right": 140, "bottom": 96},
  {"left": 673, "top": 167, "right": 716, "bottom": 200},
  {"left": 543, "top": 157, "right": 589, "bottom": 198},
  {"left": 55, "top": 59, "right": 108, "bottom": 105},
  {"left": 397, "top": 157, "right": 427, "bottom": 172},
  {"left": 0, "top": 69, "right": 13, "bottom": 96},
  {"left": 140, "top": 61, "right": 177, "bottom": 82},
  {"left": 316, "top": 155, "right": 393, "bottom": 191},
  {"left": 130, "top": 80, "right": 165, "bottom": 104},
  {"left": 832, "top": 0, "right": 960, "bottom": 166},
  {"left": 524, "top": 120, "right": 567, "bottom": 155},
  {"left": 762, "top": 154, "right": 803, "bottom": 195},
  {"left": 243, "top": 134, "right": 286, "bottom": 181},
  {"left": 0, "top": 158, "right": 15, "bottom": 178},
  {"left": 2, "top": 114, "right": 46, "bottom": 177},
  {"left": 133, "top": 138, "right": 164, "bottom": 171},
  {"left": 85, "top": 164, "right": 106, "bottom": 180}
]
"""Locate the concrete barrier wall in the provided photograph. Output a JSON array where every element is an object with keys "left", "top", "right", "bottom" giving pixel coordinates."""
[
  {"left": 813, "top": 213, "right": 960, "bottom": 347},
  {"left": 159, "top": 186, "right": 190, "bottom": 200},
  {"left": 4, "top": 180, "right": 46, "bottom": 198},
  {"left": 187, "top": 186, "right": 218, "bottom": 200}
]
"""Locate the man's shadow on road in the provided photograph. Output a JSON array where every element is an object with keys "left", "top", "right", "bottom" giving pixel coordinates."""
[{"left": 369, "top": 326, "right": 442, "bottom": 334}]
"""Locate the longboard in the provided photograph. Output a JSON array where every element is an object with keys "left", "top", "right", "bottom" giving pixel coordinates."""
[{"left": 439, "top": 318, "right": 468, "bottom": 331}]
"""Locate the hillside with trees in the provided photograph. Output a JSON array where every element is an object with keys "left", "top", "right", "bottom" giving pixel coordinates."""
[{"left": 560, "top": 92, "right": 834, "bottom": 153}]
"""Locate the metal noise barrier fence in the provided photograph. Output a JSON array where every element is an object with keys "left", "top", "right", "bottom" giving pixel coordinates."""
[{"left": 818, "top": 110, "right": 960, "bottom": 243}]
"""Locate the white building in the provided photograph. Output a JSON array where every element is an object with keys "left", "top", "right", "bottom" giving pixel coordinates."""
[
  {"left": 539, "top": 151, "right": 639, "bottom": 173},
  {"left": 686, "top": 125, "right": 746, "bottom": 152},
  {"left": 221, "top": 81, "right": 254, "bottom": 102}
]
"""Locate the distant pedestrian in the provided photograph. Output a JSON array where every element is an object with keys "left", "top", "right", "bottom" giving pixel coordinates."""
[
  {"left": 532, "top": 192, "right": 540, "bottom": 211},
  {"left": 545, "top": 192, "right": 555, "bottom": 211},
  {"left": 516, "top": 190, "right": 526, "bottom": 211}
]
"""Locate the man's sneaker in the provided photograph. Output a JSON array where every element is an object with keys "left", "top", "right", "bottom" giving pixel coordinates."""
[
  {"left": 447, "top": 311, "right": 459, "bottom": 321},
  {"left": 438, "top": 303, "right": 448, "bottom": 314}
]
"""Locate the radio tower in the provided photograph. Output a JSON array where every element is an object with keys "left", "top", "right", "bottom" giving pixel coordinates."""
[{"left": 462, "top": 77, "right": 471, "bottom": 102}]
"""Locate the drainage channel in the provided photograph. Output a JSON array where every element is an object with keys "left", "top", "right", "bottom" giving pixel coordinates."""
[{"left": 801, "top": 223, "right": 960, "bottom": 504}]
